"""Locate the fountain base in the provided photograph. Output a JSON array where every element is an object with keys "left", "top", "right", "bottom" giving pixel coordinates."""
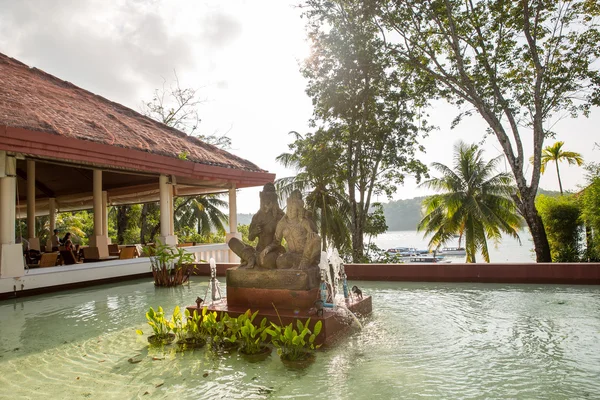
[{"left": 187, "top": 295, "right": 372, "bottom": 346}]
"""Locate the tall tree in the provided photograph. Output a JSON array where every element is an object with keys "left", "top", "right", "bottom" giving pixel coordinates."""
[
  {"left": 302, "top": 0, "right": 428, "bottom": 262},
  {"left": 418, "top": 142, "right": 521, "bottom": 262},
  {"left": 376, "top": 0, "right": 600, "bottom": 262},
  {"left": 533, "top": 141, "right": 584, "bottom": 195}
]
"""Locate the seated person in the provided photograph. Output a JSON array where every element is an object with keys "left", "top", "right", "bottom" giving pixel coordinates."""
[
  {"left": 51, "top": 229, "right": 61, "bottom": 251},
  {"left": 62, "top": 232, "right": 74, "bottom": 251}
]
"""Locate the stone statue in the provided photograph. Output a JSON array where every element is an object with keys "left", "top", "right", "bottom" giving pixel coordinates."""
[
  {"left": 227, "top": 183, "right": 284, "bottom": 269},
  {"left": 262, "top": 190, "right": 321, "bottom": 270}
]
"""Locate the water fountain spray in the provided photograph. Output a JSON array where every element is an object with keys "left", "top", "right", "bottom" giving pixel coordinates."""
[{"left": 203, "top": 258, "right": 223, "bottom": 304}]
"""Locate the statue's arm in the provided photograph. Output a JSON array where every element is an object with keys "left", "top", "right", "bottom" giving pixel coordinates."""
[
  {"left": 248, "top": 214, "right": 260, "bottom": 241},
  {"left": 262, "top": 220, "right": 284, "bottom": 255}
]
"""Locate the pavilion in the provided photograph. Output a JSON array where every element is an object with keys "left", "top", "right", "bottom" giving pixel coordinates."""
[{"left": 0, "top": 53, "right": 274, "bottom": 297}]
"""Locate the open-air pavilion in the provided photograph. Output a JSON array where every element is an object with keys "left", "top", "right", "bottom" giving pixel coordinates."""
[{"left": 0, "top": 53, "right": 274, "bottom": 297}]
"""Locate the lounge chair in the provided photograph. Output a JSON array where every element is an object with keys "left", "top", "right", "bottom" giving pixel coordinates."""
[
  {"left": 119, "top": 247, "right": 136, "bottom": 260},
  {"left": 82, "top": 247, "right": 101, "bottom": 262},
  {"left": 108, "top": 244, "right": 120, "bottom": 257},
  {"left": 39, "top": 252, "right": 59, "bottom": 268}
]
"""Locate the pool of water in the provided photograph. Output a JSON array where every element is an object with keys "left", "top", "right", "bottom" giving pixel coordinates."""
[{"left": 1, "top": 278, "right": 599, "bottom": 399}]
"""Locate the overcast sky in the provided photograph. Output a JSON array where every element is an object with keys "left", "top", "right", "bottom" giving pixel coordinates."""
[{"left": 1, "top": 0, "right": 598, "bottom": 213}]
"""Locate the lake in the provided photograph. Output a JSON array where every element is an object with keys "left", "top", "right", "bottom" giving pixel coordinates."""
[{"left": 372, "top": 229, "right": 535, "bottom": 263}]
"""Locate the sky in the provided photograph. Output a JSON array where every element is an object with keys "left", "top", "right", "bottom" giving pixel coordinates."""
[{"left": 1, "top": 0, "right": 598, "bottom": 213}]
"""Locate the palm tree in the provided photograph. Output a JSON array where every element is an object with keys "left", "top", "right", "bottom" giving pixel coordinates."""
[
  {"left": 174, "top": 195, "right": 228, "bottom": 237},
  {"left": 276, "top": 132, "right": 351, "bottom": 252},
  {"left": 533, "top": 141, "right": 583, "bottom": 195},
  {"left": 418, "top": 142, "right": 522, "bottom": 263}
]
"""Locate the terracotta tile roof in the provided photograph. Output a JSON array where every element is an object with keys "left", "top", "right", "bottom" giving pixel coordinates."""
[{"left": 0, "top": 53, "right": 265, "bottom": 172}]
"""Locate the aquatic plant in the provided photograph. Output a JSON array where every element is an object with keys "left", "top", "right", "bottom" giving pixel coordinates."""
[
  {"left": 266, "top": 318, "right": 322, "bottom": 362},
  {"left": 237, "top": 311, "right": 270, "bottom": 356},
  {"left": 143, "top": 242, "right": 195, "bottom": 287},
  {"left": 136, "top": 306, "right": 175, "bottom": 345}
]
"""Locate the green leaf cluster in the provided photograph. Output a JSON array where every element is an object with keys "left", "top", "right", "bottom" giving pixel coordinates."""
[
  {"left": 536, "top": 194, "right": 582, "bottom": 262},
  {"left": 143, "top": 241, "right": 196, "bottom": 286},
  {"left": 266, "top": 319, "right": 322, "bottom": 361}
]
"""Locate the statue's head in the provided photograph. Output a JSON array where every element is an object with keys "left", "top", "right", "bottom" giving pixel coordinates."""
[
  {"left": 286, "top": 190, "right": 304, "bottom": 219},
  {"left": 259, "top": 183, "right": 279, "bottom": 215}
]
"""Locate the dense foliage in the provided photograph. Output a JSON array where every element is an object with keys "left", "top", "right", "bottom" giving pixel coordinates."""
[
  {"left": 580, "top": 163, "right": 600, "bottom": 261},
  {"left": 286, "top": 0, "right": 429, "bottom": 262},
  {"left": 373, "top": 0, "right": 600, "bottom": 262},
  {"left": 536, "top": 194, "right": 582, "bottom": 262}
]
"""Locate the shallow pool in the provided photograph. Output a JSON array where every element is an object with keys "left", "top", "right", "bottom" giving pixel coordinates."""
[{"left": 1, "top": 278, "right": 599, "bottom": 399}]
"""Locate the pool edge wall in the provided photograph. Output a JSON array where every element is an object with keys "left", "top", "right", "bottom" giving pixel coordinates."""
[
  {"left": 343, "top": 263, "right": 600, "bottom": 285},
  {"left": 3, "top": 262, "right": 600, "bottom": 300}
]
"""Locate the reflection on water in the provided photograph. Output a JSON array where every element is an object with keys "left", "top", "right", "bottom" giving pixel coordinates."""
[
  {"left": 372, "top": 230, "right": 535, "bottom": 263},
  {"left": 0, "top": 279, "right": 599, "bottom": 399}
]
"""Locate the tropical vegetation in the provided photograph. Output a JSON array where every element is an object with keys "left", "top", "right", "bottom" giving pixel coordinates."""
[
  {"left": 136, "top": 306, "right": 323, "bottom": 367},
  {"left": 370, "top": 0, "right": 600, "bottom": 262},
  {"left": 143, "top": 242, "right": 196, "bottom": 286},
  {"left": 281, "top": 1, "right": 429, "bottom": 262},
  {"left": 418, "top": 142, "right": 522, "bottom": 263}
]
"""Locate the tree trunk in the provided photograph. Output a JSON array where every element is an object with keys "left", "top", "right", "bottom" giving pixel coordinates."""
[
  {"left": 116, "top": 205, "right": 130, "bottom": 245},
  {"left": 555, "top": 162, "right": 563, "bottom": 195},
  {"left": 150, "top": 222, "right": 161, "bottom": 243},
  {"left": 140, "top": 203, "right": 149, "bottom": 244},
  {"left": 518, "top": 193, "right": 552, "bottom": 262}
]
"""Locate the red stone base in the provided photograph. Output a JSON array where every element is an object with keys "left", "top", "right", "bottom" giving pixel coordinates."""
[
  {"left": 226, "top": 286, "right": 321, "bottom": 310},
  {"left": 186, "top": 295, "right": 372, "bottom": 346}
]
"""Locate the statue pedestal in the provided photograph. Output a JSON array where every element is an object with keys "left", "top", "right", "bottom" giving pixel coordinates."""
[{"left": 226, "top": 266, "right": 321, "bottom": 310}]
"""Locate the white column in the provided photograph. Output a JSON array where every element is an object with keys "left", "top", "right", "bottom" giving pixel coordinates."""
[
  {"left": 0, "top": 156, "right": 16, "bottom": 245},
  {"left": 26, "top": 160, "right": 40, "bottom": 251},
  {"left": 90, "top": 169, "right": 108, "bottom": 257},
  {"left": 158, "top": 174, "right": 177, "bottom": 246},
  {"left": 0, "top": 154, "right": 24, "bottom": 277},
  {"left": 93, "top": 169, "right": 102, "bottom": 237},
  {"left": 225, "top": 185, "right": 241, "bottom": 263},
  {"left": 26, "top": 160, "right": 35, "bottom": 238},
  {"left": 102, "top": 191, "right": 110, "bottom": 244}
]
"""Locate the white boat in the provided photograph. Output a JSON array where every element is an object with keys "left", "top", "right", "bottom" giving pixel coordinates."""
[
  {"left": 403, "top": 255, "right": 451, "bottom": 263},
  {"left": 440, "top": 247, "right": 466, "bottom": 256}
]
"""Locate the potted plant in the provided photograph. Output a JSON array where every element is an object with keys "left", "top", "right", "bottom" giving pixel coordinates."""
[
  {"left": 177, "top": 307, "right": 208, "bottom": 350},
  {"left": 136, "top": 306, "right": 176, "bottom": 345},
  {"left": 267, "top": 318, "right": 322, "bottom": 369},
  {"left": 238, "top": 310, "right": 272, "bottom": 362},
  {"left": 143, "top": 241, "right": 195, "bottom": 287}
]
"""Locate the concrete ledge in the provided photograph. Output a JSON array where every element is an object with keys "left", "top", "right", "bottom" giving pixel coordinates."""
[
  {"left": 344, "top": 263, "right": 600, "bottom": 284},
  {"left": 0, "top": 258, "right": 153, "bottom": 300}
]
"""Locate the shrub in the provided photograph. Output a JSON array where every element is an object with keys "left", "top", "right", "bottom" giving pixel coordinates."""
[{"left": 536, "top": 194, "right": 582, "bottom": 262}]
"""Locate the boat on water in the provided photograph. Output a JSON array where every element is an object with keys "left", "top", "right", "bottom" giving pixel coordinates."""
[
  {"left": 386, "top": 247, "right": 429, "bottom": 256},
  {"left": 403, "top": 255, "right": 450, "bottom": 263},
  {"left": 439, "top": 247, "right": 467, "bottom": 256}
]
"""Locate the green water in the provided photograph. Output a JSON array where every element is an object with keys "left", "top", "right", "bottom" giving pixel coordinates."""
[{"left": 1, "top": 278, "right": 599, "bottom": 399}]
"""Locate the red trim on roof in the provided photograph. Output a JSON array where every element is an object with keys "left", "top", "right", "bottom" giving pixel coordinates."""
[{"left": 0, "top": 126, "right": 275, "bottom": 188}]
